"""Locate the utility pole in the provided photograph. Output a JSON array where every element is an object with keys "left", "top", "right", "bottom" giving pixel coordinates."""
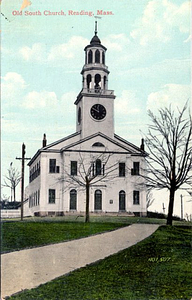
[{"left": 16, "top": 143, "right": 31, "bottom": 221}]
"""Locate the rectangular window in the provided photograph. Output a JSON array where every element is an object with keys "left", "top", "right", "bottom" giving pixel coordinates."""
[
  {"left": 133, "top": 191, "right": 140, "bottom": 205},
  {"left": 49, "top": 159, "right": 56, "bottom": 173},
  {"left": 49, "top": 189, "right": 55, "bottom": 204},
  {"left": 131, "top": 162, "right": 140, "bottom": 175},
  {"left": 38, "top": 190, "right": 40, "bottom": 205},
  {"left": 92, "top": 161, "right": 104, "bottom": 176},
  {"left": 119, "top": 163, "right": 125, "bottom": 177},
  {"left": 71, "top": 161, "right": 77, "bottom": 176},
  {"left": 96, "top": 159, "right": 102, "bottom": 175}
]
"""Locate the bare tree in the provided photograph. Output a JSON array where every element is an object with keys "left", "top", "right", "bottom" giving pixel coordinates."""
[
  {"left": 144, "top": 103, "right": 192, "bottom": 225},
  {"left": 59, "top": 151, "right": 119, "bottom": 222},
  {"left": 3, "top": 163, "right": 21, "bottom": 202},
  {"left": 185, "top": 213, "right": 190, "bottom": 222},
  {"left": 1, "top": 194, "right": 10, "bottom": 202},
  {"left": 146, "top": 189, "right": 155, "bottom": 211}
]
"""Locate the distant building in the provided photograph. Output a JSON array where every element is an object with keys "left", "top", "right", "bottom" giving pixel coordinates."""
[{"left": 26, "top": 25, "right": 147, "bottom": 217}]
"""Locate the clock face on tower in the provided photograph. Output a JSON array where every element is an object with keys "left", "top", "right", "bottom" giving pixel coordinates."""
[{"left": 90, "top": 104, "right": 106, "bottom": 120}]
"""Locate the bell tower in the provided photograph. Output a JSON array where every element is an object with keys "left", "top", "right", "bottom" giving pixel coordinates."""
[{"left": 75, "top": 22, "right": 115, "bottom": 139}]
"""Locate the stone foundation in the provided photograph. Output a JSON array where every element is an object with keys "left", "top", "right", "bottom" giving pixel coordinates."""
[{"left": 33, "top": 211, "right": 147, "bottom": 217}]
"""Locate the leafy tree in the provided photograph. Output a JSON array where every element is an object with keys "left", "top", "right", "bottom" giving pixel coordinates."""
[
  {"left": 3, "top": 163, "right": 21, "bottom": 202},
  {"left": 144, "top": 103, "right": 192, "bottom": 225}
]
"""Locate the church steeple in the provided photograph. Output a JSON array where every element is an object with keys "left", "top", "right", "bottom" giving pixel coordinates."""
[
  {"left": 75, "top": 24, "right": 115, "bottom": 139},
  {"left": 81, "top": 22, "right": 109, "bottom": 92},
  {"left": 90, "top": 21, "right": 101, "bottom": 46}
]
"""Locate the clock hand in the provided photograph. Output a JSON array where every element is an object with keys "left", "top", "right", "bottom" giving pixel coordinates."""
[{"left": 92, "top": 107, "right": 99, "bottom": 113}]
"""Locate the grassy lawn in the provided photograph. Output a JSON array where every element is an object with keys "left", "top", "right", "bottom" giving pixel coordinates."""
[
  {"left": 1, "top": 220, "right": 128, "bottom": 253},
  {"left": 6, "top": 225, "right": 192, "bottom": 300},
  {"left": 3, "top": 215, "right": 186, "bottom": 225},
  {"left": 2, "top": 215, "right": 188, "bottom": 253}
]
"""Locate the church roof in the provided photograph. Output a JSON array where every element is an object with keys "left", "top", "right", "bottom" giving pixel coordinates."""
[
  {"left": 90, "top": 34, "right": 101, "bottom": 45},
  {"left": 60, "top": 132, "right": 147, "bottom": 156},
  {"left": 28, "top": 131, "right": 80, "bottom": 166},
  {"left": 28, "top": 131, "right": 147, "bottom": 166},
  {"left": 114, "top": 134, "right": 146, "bottom": 154},
  {"left": 84, "top": 22, "right": 107, "bottom": 51}
]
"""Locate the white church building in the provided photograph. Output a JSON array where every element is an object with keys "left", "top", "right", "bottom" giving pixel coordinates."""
[{"left": 25, "top": 25, "right": 147, "bottom": 217}]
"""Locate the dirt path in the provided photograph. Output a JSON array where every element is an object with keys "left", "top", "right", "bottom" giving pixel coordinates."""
[{"left": 1, "top": 224, "right": 159, "bottom": 298}]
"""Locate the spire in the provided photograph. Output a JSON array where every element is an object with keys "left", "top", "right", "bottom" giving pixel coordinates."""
[
  {"left": 89, "top": 20, "right": 101, "bottom": 45},
  {"left": 95, "top": 20, "right": 98, "bottom": 35}
]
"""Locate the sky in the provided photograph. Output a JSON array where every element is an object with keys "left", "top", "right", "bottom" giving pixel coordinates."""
[{"left": 1, "top": 0, "right": 191, "bottom": 217}]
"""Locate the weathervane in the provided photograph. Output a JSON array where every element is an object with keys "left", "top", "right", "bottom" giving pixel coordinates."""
[{"left": 94, "top": 16, "right": 102, "bottom": 35}]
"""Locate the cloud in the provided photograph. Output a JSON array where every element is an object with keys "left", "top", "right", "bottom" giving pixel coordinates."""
[
  {"left": 2, "top": 72, "right": 77, "bottom": 122},
  {"left": 163, "top": 0, "right": 190, "bottom": 33},
  {"left": 130, "top": 0, "right": 190, "bottom": 45},
  {"left": 2, "top": 72, "right": 25, "bottom": 85},
  {"left": 103, "top": 34, "right": 130, "bottom": 52},
  {"left": 48, "top": 36, "right": 88, "bottom": 62},
  {"left": 19, "top": 43, "right": 46, "bottom": 62},
  {"left": 61, "top": 92, "right": 77, "bottom": 113},
  {"left": 23, "top": 91, "right": 58, "bottom": 109},
  {"left": 117, "top": 58, "right": 190, "bottom": 85},
  {"left": 115, "top": 90, "right": 141, "bottom": 115},
  {"left": 147, "top": 84, "right": 191, "bottom": 112},
  {"left": 1, "top": 72, "right": 27, "bottom": 105},
  {"left": 19, "top": 36, "right": 89, "bottom": 64}
]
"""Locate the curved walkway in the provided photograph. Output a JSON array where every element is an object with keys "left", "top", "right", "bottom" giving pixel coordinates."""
[{"left": 1, "top": 224, "right": 159, "bottom": 298}]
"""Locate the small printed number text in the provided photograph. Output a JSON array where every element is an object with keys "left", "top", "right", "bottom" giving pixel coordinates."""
[{"left": 148, "top": 257, "right": 171, "bottom": 262}]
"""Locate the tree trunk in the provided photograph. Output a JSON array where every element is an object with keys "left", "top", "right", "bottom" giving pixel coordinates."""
[
  {"left": 85, "top": 178, "right": 90, "bottom": 223},
  {"left": 167, "top": 188, "right": 175, "bottom": 226},
  {"left": 13, "top": 187, "right": 16, "bottom": 202}
]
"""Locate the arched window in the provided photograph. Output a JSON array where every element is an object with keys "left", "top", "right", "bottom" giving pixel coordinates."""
[
  {"left": 94, "top": 74, "right": 101, "bottom": 91},
  {"left": 87, "top": 74, "right": 92, "bottom": 89},
  {"left": 95, "top": 190, "right": 102, "bottom": 210},
  {"left": 70, "top": 189, "right": 77, "bottom": 210},
  {"left": 102, "top": 52, "right": 105, "bottom": 64},
  {"left": 92, "top": 142, "right": 105, "bottom": 147},
  {"left": 96, "top": 159, "right": 102, "bottom": 175},
  {"left": 95, "top": 49, "right": 100, "bottom": 63},
  {"left": 88, "top": 50, "right": 93, "bottom": 64},
  {"left": 119, "top": 190, "right": 126, "bottom": 211},
  {"left": 104, "top": 76, "right": 107, "bottom": 89}
]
